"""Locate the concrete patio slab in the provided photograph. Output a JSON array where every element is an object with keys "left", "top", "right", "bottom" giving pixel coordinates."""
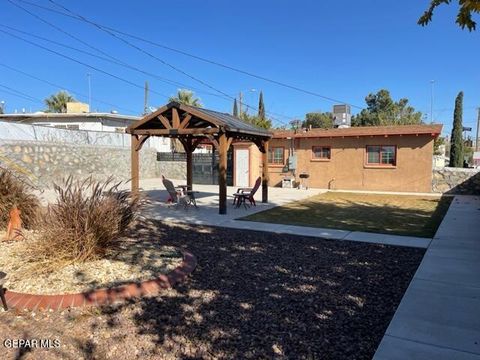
[
  {"left": 374, "top": 195, "right": 480, "bottom": 359},
  {"left": 135, "top": 180, "right": 433, "bottom": 248},
  {"left": 278, "top": 225, "right": 350, "bottom": 240},
  {"left": 38, "top": 178, "right": 435, "bottom": 249}
]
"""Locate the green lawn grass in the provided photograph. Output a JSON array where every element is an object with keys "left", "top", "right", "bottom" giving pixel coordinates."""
[{"left": 241, "top": 192, "right": 453, "bottom": 238}]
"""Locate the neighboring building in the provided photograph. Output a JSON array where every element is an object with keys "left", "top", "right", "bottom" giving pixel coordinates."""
[
  {"left": 0, "top": 105, "right": 172, "bottom": 152},
  {"left": 238, "top": 124, "right": 442, "bottom": 193},
  {"left": 473, "top": 151, "right": 480, "bottom": 169},
  {"left": 0, "top": 110, "right": 140, "bottom": 132}
]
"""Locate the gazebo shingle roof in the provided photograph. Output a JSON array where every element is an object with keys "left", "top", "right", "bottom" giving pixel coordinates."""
[
  {"left": 180, "top": 104, "right": 272, "bottom": 137},
  {"left": 127, "top": 102, "right": 272, "bottom": 139}
]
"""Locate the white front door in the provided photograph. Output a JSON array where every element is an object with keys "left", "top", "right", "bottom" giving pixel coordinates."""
[{"left": 235, "top": 148, "right": 250, "bottom": 187}]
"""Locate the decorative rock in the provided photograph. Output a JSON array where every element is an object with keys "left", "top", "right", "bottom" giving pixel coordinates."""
[{"left": 21, "top": 154, "right": 32, "bottom": 164}]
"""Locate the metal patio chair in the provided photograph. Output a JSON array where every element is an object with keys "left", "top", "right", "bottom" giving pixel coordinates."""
[
  {"left": 162, "top": 177, "right": 193, "bottom": 210},
  {"left": 233, "top": 177, "right": 261, "bottom": 209}
]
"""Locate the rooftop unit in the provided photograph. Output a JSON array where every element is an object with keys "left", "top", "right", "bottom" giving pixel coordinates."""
[{"left": 333, "top": 104, "right": 351, "bottom": 128}]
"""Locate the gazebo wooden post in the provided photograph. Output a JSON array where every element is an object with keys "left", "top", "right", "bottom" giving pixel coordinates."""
[
  {"left": 180, "top": 137, "right": 194, "bottom": 190},
  {"left": 186, "top": 142, "right": 193, "bottom": 190},
  {"left": 218, "top": 132, "right": 228, "bottom": 214},
  {"left": 262, "top": 140, "right": 269, "bottom": 203},
  {"left": 131, "top": 134, "right": 140, "bottom": 194}
]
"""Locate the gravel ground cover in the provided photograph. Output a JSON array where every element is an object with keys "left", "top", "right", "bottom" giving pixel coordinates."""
[
  {"left": 0, "top": 220, "right": 424, "bottom": 359},
  {"left": 0, "top": 231, "right": 182, "bottom": 294}
]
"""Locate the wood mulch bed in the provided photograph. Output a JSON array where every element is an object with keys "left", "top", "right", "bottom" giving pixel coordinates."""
[
  {"left": 0, "top": 231, "right": 183, "bottom": 295},
  {"left": 0, "top": 220, "right": 424, "bottom": 359}
]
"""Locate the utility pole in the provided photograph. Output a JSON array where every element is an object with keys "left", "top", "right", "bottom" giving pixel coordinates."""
[
  {"left": 430, "top": 80, "right": 435, "bottom": 123},
  {"left": 144, "top": 81, "right": 149, "bottom": 115},
  {"left": 476, "top": 107, "right": 480, "bottom": 151},
  {"left": 87, "top": 73, "right": 92, "bottom": 112}
]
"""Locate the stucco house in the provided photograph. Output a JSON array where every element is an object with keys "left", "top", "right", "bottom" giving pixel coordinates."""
[{"left": 232, "top": 124, "right": 442, "bottom": 193}]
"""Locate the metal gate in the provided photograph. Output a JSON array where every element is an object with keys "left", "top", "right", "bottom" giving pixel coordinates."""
[{"left": 157, "top": 151, "right": 233, "bottom": 186}]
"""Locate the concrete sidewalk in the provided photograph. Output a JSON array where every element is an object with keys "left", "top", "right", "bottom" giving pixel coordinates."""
[{"left": 374, "top": 195, "right": 480, "bottom": 359}]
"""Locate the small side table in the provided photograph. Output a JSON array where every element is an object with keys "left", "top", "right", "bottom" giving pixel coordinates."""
[{"left": 0, "top": 272, "right": 7, "bottom": 311}]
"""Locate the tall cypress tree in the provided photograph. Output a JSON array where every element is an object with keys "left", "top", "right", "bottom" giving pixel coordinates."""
[
  {"left": 449, "top": 91, "right": 464, "bottom": 167},
  {"left": 233, "top": 99, "right": 238, "bottom": 117},
  {"left": 258, "top": 91, "right": 265, "bottom": 120}
]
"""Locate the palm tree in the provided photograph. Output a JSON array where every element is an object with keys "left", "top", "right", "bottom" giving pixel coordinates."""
[
  {"left": 44, "top": 91, "right": 76, "bottom": 113},
  {"left": 168, "top": 89, "right": 202, "bottom": 107}
]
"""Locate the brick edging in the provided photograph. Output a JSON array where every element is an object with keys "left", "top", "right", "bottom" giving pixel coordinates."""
[{"left": 3, "top": 250, "right": 197, "bottom": 311}]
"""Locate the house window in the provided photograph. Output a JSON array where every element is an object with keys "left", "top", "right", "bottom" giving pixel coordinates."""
[
  {"left": 268, "top": 147, "right": 285, "bottom": 165},
  {"left": 312, "top": 146, "right": 331, "bottom": 160},
  {"left": 366, "top": 145, "right": 396, "bottom": 166}
]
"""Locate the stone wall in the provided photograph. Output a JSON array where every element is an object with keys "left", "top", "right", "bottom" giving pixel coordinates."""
[
  {"left": 432, "top": 167, "right": 480, "bottom": 195},
  {"left": 0, "top": 140, "right": 165, "bottom": 189},
  {"left": 157, "top": 161, "right": 186, "bottom": 180}
]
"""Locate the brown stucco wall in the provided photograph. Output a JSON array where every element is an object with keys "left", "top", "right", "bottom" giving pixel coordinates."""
[{"left": 262, "top": 134, "right": 435, "bottom": 193}]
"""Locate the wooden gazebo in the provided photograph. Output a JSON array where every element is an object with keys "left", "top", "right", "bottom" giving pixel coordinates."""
[{"left": 126, "top": 102, "right": 272, "bottom": 214}]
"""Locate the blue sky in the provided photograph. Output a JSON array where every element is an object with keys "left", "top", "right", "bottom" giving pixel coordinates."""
[{"left": 1, "top": 0, "right": 479, "bottom": 136}]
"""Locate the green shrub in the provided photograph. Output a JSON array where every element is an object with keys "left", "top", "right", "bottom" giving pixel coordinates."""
[{"left": 0, "top": 168, "right": 40, "bottom": 230}]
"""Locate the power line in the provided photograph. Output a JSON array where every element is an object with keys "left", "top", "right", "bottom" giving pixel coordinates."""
[
  {"left": 49, "top": 0, "right": 362, "bottom": 112},
  {"left": 8, "top": 0, "right": 304, "bottom": 125},
  {"left": 7, "top": 0, "right": 122, "bottom": 64},
  {"left": 1, "top": 29, "right": 289, "bottom": 126},
  {"left": 0, "top": 89, "right": 40, "bottom": 104},
  {"left": 0, "top": 62, "right": 138, "bottom": 114},
  {"left": 47, "top": 0, "right": 295, "bottom": 126},
  {"left": 4, "top": 5, "right": 292, "bottom": 127},
  {"left": 0, "top": 28, "right": 171, "bottom": 100},
  {"left": 47, "top": 0, "right": 239, "bottom": 101},
  {"left": 0, "top": 24, "right": 230, "bottom": 102},
  {"left": 0, "top": 84, "right": 44, "bottom": 104},
  {"left": 7, "top": 1, "right": 298, "bottom": 126},
  {"left": 16, "top": 0, "right": 363, "bottom": 109}
]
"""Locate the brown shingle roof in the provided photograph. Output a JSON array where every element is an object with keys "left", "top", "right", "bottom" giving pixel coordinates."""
[{"left": 272, "top": 124, "right": 442, "bottom": 139}]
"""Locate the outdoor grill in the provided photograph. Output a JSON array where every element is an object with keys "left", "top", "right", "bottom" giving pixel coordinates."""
[{"left": 299, "top": 173, "right": 309, "bottom": 190}]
